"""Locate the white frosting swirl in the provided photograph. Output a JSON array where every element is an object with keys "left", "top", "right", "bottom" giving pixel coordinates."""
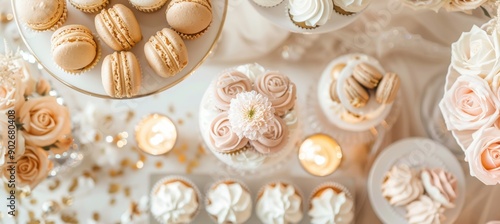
[
  {"left": 406, "top": 195, "right": 445, "bottom": 224},
  {"left": 151, "top": 181, "right": 199, "bottom": 224},
  {"left": 333, "top": 0, "right": 370, "bottom": 12},
  {"left": 257, "top": 183, "right": 303, "bottom": 224},
  {"left": 206, "top": 182, "right": 252, "bottom": 224},
  {"left": 309, "top": 188, "right": 354, "bottom": 224},
  {"left": 229, "top": 147, "right": 266, "bottom": 169},
  {"left": 289, "top": 0, "right": 334, "bottom": 27},
  {"left": 235, "top": 63, "right": 266, "bottom": 82},
  {"left": 381, "top": 164, "right": 424, "bottom": 206}
]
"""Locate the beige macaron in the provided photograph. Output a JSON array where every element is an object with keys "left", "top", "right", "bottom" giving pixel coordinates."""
[
  {"left": 376, "top": 73, "right": 400, "bottom": 104},
  {"left": 101, "top": 51, "right": 142, "bottom": 98},
  {"left": 329, "top": 80, "right": 340, "bottom": 103},
  {"left": 95, "top": 4, "right": 142, "bottom": 51},
  {"left": 144, "top": 28, "right": 188, "bottom": 78},
  {"left": 344, "top": 76, "right": 369, "bottom": 108},
  {"left": 166, "top": 0, "right": 213, "bottom": 39},
  {"left": 129, "top": 0, "right": 168, "bottom": 12},
  {"left": 51, "top": 25, "right": 100, "bottom": 73},
  {"left": 70, "top": 0, "right": 109, "bottom": 13},
  {"left": 16, "top": 0, "right": 67, "bottom": 31},
  {"left": 352, "top": 63, "right": 383, "bottom": 89}
]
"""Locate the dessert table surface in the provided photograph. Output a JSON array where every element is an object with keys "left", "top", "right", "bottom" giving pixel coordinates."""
[{"left": 1, "top": 0, "right": 500, "bottom": 223}]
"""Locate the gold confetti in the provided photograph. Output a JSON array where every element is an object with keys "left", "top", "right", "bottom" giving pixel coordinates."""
[
  {"left": 126, "top": 110, "right": 135, "bottom": 123},
  {"left": 109, "top": 183, "right": 121, "bottom": 194},
  {"left": 91, "top": 165, "right": 102, "bottom": 172},
  {"left": 29, "top": 211, "right": 36, "bottom": 219},
  {"left": 186, "top": 161, "right": 199, "bottom": 174},
  {"left": 68, "top": 178, "right": 78, "bottom": 193},
  {"left": 121, "top": 158, "right": 131, "bottom": 167},
  {"left": 177, "top": 119, "right": 184, "bottom": 125},
  {"left": 178, "top": 154, "right": 186, "bottom": 163},
  {"left": 48, "top": 179, "right": 60, "bottom": 191},
  {"left": 61, "top": 213, "right": 78, "bottom": 224},
  {"left": 92, "top": 212, "right": 100, "bottom": 221},
  {"left": 186, "top": 112, "right": 192, "bottom": 118},
  {"left": 109, "top": 169, "right": 123, "bottom": 177},
  {"left": 62, "top": 196, "right": 73, "bottom": 206},
  {"left": 110, "top": 198, "right": 116, "bottom": 205},
  {"left": 30, "top": 199, "right": 37, "bottom": 205},
  {"left": 27, "top": 220, "right": 41, "bottom": 224},
  {"left": 155, "top": 161, "right": 163, "bottom": 168},
  {"left": 124, "top": 187, "right": 131, "bottom": 197},
  {"left": 168, "top": 105, "right": 175, "bottom": 113},
  {"left": 198, "top": 144, "right": 206, "bottom": 154},
  {"left": 45, "top": 221, "right": 55, "bottom": 224}
]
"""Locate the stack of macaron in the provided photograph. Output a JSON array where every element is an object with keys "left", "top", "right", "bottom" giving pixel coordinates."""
[
  {"left": 381, "top": 164, "right": 458, "bottom": 224},
  {"left": 15, "top": 0, "right": 213, "bottom": 98}
]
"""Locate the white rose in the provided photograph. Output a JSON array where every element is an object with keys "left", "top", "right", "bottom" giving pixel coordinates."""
[
  {"left": 0, "top": 77, "right": 25, "bottom": 113},
  {"left": 445, "top": 0, "right": 487, "bottom": 12},
  {"left": 401, "top": 0, "right": 447, "bottom": 12},
  {"left": 439, "top": 75, "right": 499, "bottom": 131},
  {"left": 451, "top": 26, "right": 500, "bottom": 78}
]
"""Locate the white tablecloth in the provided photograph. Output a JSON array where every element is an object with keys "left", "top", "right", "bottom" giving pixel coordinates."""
[{"left": 1, "top": 0, "right": 500, "bottom": 223}]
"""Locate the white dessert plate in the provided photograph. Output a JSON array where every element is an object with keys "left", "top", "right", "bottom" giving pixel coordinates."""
[
  {"left": 248, "top": 0, "right": 364, "bottom": 34},
  {"left": 11, "top": 0, "right": 227, "bottom": 99},
  {"left": 368, "top": 138, "right": 466, "bottom": 224}
]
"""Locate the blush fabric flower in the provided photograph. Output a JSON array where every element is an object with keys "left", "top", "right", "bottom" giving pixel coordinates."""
[{"left": 228, "top": 91, "right": 275, "bottom": 140}]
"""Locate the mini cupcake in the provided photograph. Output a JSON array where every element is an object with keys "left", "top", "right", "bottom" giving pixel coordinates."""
[
  {"left": 406, "top": 195, "right": 446, "bottom": 224},
  {"left": 256, "top": 182, "right": 303, "bottom": 224},
  {"left": 421, "top": 168, "right": 458, "bottom": 208},
  {"left": 15, "top": 0, "right": 67, "bottom": 31},
  {"left": 333, "top": 0, "right": 370, "bottom": 15},
  {"left": 129, "top": 0, "right": 168, "bottom": 12},
  {"left": 150, "top": 177, "right": 200, "bottom": 224},
  {"left": 205, "top": 180, "right": 252, "bottom": 224},
  {"left": 252, "top": 0, "right": 284, "bottom": 7},
  {"left": 70, "top": 0, "right": 109, "bottom": 13},
  {"left": 308, "top": 182, "right": 354, "bottom": 224},
  {"left": 381, "top": 164, "right": 423, "bottom": 206},
  {"left": 288, "top": 0, "right": 334, "bottom": 29}
]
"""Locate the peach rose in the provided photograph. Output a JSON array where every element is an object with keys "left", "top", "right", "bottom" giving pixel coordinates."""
[
  {"left": 2, "top": 144, "right": 52, "bottom": 190},
  {"left": 213, "top": 71, "right": 252, "bottom": 111},
  {"left": 52, "top": 135, "right": 74, "bottom": 154},
  {"left": 209, "top": 112, "right": 249, "bottom": 153},
  {"left": 35, "top": 78, "right": 51, "bottom": 96},
  {"left": 444, "top": 0, "right": 487, "bottom": 12},
  {"left": 0, "top": 77, "right": 25, "bottom": 113},
  {"left": 466, "top": 127, "right": 500, "bottom": 185},
  {"left": 0, "top": 119, "right": 26, "bottom": 167},
  {"left": 250, "top": 115, "right": 288, "bottom": 154},
  {"left": 19, "top": 96, "right": 71, "bottom": 147},
  {"left": 254, "top": 71, "right": 296, "bottom": 116},
  {"left": 439, "top": 75, "right": 499, "bottom": 131}
]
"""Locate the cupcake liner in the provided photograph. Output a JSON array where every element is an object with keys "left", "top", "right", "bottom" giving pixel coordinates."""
[
  {"left": 308, "top": 182, "right": 354, "bottom": 206},
  {"left": 56, "top": 35, "right": 102, "bottom": 75},
  {"left": 252, "top": 0, "right": 285, "bottom": 8},
  {"left": 129, "top": 0, "right": 168, "bottom": 12},
  {"left": 176, "top": 22, "right": 212, "bottom": 40},
  {"left": 70, "top": 0, "right": 110, "bottom": 13},
  {"left": 286, "top": 7, "right": 319, "bottom": 30},
  {"left": 333, "top": 4, "right": 356, "bottom": 16},
  {"left": 204, "top": 179, "right": 252, "bottom": 224},
  {"left": 150, "top": 175, "right": 202, "bottom": 224}
]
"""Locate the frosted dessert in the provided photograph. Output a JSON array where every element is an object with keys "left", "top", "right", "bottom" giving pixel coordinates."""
[
  {"left": 205, "top": 180, "right": 252, "bottom": 224},
  {"left": 421, "top": 168, "right": 458, "bottom": 208},
  {"left": 199, "top": 63, "right": 300, "bottom": 171},
  {"left": 318, "top": 54, "right": 400, "bottom": 131},
  {"left": 381, "top": 164, "right": 423, "bottom": 206},
  {"left": 288, "top": 0, "right": 334, "bottom": 29},
  {"left": 308, "top": 183, "right": 354, "bottom": 224},
  {"left": 333, "top": 0, "right": 370, "bottom": 14},
  {"left": 150, "top": 178, "right": 200, "bottom": 224},
  {"left": 406, "top": 195, "right": 446, "bottom": 224},
  {"left": 257, "top": 182, "right": 303, "bottom": 224}
]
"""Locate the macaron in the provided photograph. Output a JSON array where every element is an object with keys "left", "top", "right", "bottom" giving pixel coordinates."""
[
  {"left": 352, "top": 63, "right": 383, "bottom": 89},
  {"left": 70, "top": 0, "right": 109, "bottom": 13},
  {"left": 376, "top": 73, "right": 400, "bottom": 104},
  {"left": 95, "top": 4, "right": 142, "bottom": 51},
  {"left": 101, "top": 51, "right": 142, "bottom": 98},
  {"left": 51, "top": 25, "right": 100, "bottom": 73},
  {"left": 144, "top": 28, "right": 188, "bottom": 78},
  {"left": 129, "top": 0, "right": 169, "bottom": 12},
  {"left": 166, "top": 0, "right": 213, "bottom": 39},
  {"left": 343, "top": 76, "right": 369, "bottom": 108},
  {"left": 15, "top": 0, "right": 67, "bottom": 31},
  {"left": 329, "top": 80, "right": 340, "bottom": 103}
]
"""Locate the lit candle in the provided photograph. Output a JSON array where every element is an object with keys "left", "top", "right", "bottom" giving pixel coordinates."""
[
  {"left": 298, "top": 133, "right": 343, "bottom": 176},
  {"left": 135, "top": 114, "right": 177, "bottom": 155}
]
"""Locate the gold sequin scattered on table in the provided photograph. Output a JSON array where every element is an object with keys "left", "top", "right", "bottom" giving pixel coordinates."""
[
  {"left": 109, "top": 183, "right": 121, "bottom": 194},
  {"left": 298, "top": 133, "right": 343, "bottom": 176},
  {"left": 62, "top": 196, "right": 73, "bottom": 206},
  {"left": 48, "top": 179, "right": 60, "bottom": 191},
  {"left": 68, "top": 178, "right": 78, "bottom": 193},
  {"left": 135, "top": 114, "right": 177, "bottom": 155},
  {"left": 92, "top": 212, "right": 100, "bottom": 221},
  {"left": 124, "top": 187, "right": 131, "bottom": 197},
  {"left": 110, "top": 198, "right": 116, "bottom": 205}
]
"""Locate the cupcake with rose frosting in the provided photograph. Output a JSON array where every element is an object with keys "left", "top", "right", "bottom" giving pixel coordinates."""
[
  {"left": 421, "top": 168, "right": 458, "bottom": 208},
  {"left": 381, "top": 164, "right": 424, "bottom": 206},
  {"left": 199, "top": 63, "right": 300, "bottom": 171},
  {"left": 308, "top": 182, "right": 354, "bottom": 224},
  {"left": 288, "top": 0, "right": 334, "bottom": 29},
  {"left": 205, "top": 179, "right": 252, "bottom": 224},
  {"left": 257, "top": 182, "right": 304, "bottom": 224}
]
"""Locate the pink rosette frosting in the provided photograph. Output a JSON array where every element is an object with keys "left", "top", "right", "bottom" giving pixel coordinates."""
[
  {"left": 254, "top": 71, "right": 296, "bottom": 116},
  {"left": 421, "top": 168, "right": 458, "bottom": 208},
  {"left": 250, "top": 115, "right": 288, "bottom": 154},
  {"left": 213, "top": 71, "right": 252, "bottom": 111},
  {"left": 439, "top": 75, "right": 499, "bottom": 132},
  {"left": 209, "top": 112, "right": 249, "bottom": 153},
  {"left": 466, "top": 127, "right": 500, "bottom": 185}
]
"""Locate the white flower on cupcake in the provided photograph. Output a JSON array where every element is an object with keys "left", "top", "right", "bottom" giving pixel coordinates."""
[
  {"left": 465, "top": 127, "right": 500, "bottom": 185},
  {"left": 439, "top": 75, "right": 499, "bottom": 131},
  {"left": 228, "top": 91, "right": 275, "bottom": 140},
  {"left": 451, "top": 26, "right": 500, "bottom": 78}
]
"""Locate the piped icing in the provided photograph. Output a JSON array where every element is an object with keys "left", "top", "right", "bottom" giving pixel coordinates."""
[
  {"left": 406, "top": 195, "right": 445, "bottom": 224},
  {"left": 257, "top": 183, "right": 303, "bottom": 224},
  {"left": 206, "top": 182, "right": 252, "bottom": 224},
  {"left": 381, "top": 164, "right": 423, "bottom": 206},
  {"left": 151, "top": 181, "right": 198, "bottom": 224},
  {"left": 288, "top": 0, "right": 334, "bottom": 27},
  {"left": 421, "top": 168, "right": 458, "bottom": 208},
  {"left": 214, "top": 71, "right": 252, "bottom": 111},
  {"left": 309, "top": 188, "right": 354, "bottom": 224},
  {"left": 333, "top": 0, "right": 369, "bottom": 13}
]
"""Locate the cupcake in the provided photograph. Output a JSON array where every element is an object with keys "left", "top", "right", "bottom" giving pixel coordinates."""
[
  {"left": 317, "top": 54, "right": 399, "bottom": 131},
  {"left": 288, "top": 0, "right": 334, "bottom": 29},
  {"left": 199, "top": 64, "right": 300, "bottom": 171},
  {"left": 15, "top": 0, "right": 67, "bottom": 31},
  {"left": 150, "top": 177, "right": 200, "bottom": 224},
  {"left": 381, "top": 164, "right": 423, "bottom": 206},
  {"left": 421, "top": 168, "right": 458, "bottom": 208},
  {"left": 205, "top": 180, "right": 252, "bottom": 224},
  {"left": 256, "top": 182, "right": 303, "bottom": 224},
  {"left": 308, "top": 183, "right": 354, "bottom": 224},
  {"left": 253, "top": 0, "right": 284, "bottom": 7},
  {"left": 333, "top": 0, "right": 370, "bottom": 15},
  {"left": 405, "top": 195, "right": 446, "bottom": 224}
]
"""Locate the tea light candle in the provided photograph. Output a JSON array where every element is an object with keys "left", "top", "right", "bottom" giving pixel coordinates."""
[
  {"left": 135, "top": 114, "right": 177, "bottom": 155},
  {"left": 298, "top": 133, "right": 343, "bottom": 176}
]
